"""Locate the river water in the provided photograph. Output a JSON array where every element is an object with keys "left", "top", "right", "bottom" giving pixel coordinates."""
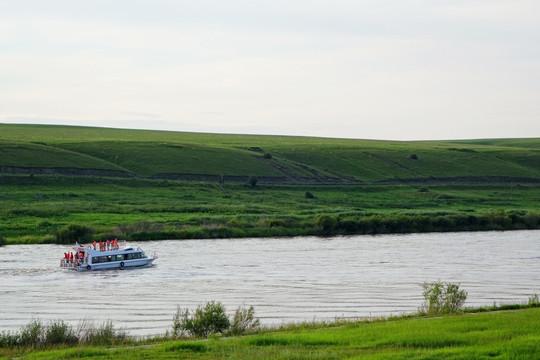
[{"left": 1, "top": 230, "right": 539, "bottom": 336}]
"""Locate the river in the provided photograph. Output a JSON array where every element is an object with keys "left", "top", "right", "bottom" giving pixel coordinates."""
[{"left": 1, "top": 230, "right": 539, "bottom": 336}]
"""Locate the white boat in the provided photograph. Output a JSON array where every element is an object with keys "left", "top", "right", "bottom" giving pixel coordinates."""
[{"left": 60, "top": 241, "right": 157, "bottom": 271}]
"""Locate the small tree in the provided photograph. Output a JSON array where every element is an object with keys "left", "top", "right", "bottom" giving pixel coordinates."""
[
  {"left": 172, "top": 301, "right": 230, "bottom": 338},
  {"left": 248, "top": 176, "right": 258, "bottom": 187},
  {"left": 421, "top": 281, "right": 467, "bottom": 315}
]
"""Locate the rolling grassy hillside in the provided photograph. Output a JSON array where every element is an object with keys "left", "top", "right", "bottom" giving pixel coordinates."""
[{"left": 1, "top": 124, "right": 539, "bottom": 183}]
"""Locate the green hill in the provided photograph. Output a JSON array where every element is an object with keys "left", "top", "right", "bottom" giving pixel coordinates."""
[{"left": 1, "top": 124, "right": 539, "bottom": 183}]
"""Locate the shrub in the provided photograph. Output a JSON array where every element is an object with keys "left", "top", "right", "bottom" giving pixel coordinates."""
[
  {"left": 172, "top": 301, "right": 230, "bottom": 338},
  {"left": 248, "top": 176, "right": 258, "bottom": 187},
  {"left": 421, "top": 281, "right": 467, "bottom": 315},
  {"left": 19, "top": 318, "right": 44, "bottom": 347},
  {"left": 0, "top": 331, "right": 20, "bottom": 348},
  {"left": 87, "top": 320, "right": 127, "bottom": 345},
  {"left": 305, "top": 191, "right": 315, "bottom": 199},
  {"left": 0, "top": 234, "right": 6, "bottom": 246},
  {"left": 44, "top": 320, "right": 78, "bottom": 346},
  {"left": 228, "top": 305, "right": 260, "bottom": 336},
  {"left": 54, "top": 224, "right": 95, "bottom": 244},
  {"left": 315, "top": 214, "right": 337, "bottom": 234}
]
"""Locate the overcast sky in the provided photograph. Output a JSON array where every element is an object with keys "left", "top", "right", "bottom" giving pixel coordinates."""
[{"left": 1, "top": 0, "right": 539, "bottom": 140}]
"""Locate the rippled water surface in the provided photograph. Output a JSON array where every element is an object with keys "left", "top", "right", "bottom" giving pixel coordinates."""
[{"left": 1, "top": 230, "right": 539, "bottom": 336}]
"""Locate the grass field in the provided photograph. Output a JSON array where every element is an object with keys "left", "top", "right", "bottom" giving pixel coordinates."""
[
  {"left": 1, "top": 124, "right": 539, "bottom": 243},
  {"left": 3, "top": 308, "right": 539, "bottom": 359},
  {"left": 1, "top": 124, "right": 540, "bottom": 182},
  {"left": 1, "top": 175, "right": 539, "bottom": 243}
]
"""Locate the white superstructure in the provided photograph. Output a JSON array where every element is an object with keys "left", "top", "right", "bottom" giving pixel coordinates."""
[{"left": 60, "top": 241, "right": 157, "bottom": 271}]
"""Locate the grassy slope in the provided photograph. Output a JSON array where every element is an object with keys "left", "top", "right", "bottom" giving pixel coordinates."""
[
  {"left": 1, "top": 124, "right": 540, "bottom": 182},
  {"left": 8, "top": 308, "right": 540, "bottom": 359}
]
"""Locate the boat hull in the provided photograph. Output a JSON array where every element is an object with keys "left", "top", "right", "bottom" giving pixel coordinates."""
[{"left": 62, "top": 257, "right": 156, "bottom": 271}]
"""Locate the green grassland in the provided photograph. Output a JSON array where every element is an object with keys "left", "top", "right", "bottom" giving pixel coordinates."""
[
  {"left": 1, "top": 175, "right": 539, "bottom": 244},
  {"left": 2, "top": 124, "right": 540, "bottom": 182},
  {"left": 4, "top": 308, "right": 539, "bottom": 359},
  {"left": 1, "top": 124, "right": 540, "bottom": 243}
]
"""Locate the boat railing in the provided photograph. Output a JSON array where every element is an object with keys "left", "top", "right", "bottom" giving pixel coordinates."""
[
  {"left": 60, "top": 258, "right": 87, "bottom": 268},
  {"left": 85, "top": 240, "right": 127, "bottom": 252}
]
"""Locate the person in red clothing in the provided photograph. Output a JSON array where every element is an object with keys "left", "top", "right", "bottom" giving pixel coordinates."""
[
  {"left": 93, "top": 240, "right": 96, "bottom": 250},
  {"left": 106, "top": 239, "right": 110, "bottom": 251}
]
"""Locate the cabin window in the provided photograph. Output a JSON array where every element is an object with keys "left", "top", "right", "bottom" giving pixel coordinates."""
[{"left": 116, "top": 254, "right": 124, "bottom": 261}]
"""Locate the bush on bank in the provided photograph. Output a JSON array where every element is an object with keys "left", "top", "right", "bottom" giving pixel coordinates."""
[
  {"left": 54, "top": 224, "right": 95, "bottom": 244},
  {"left": 0, "top": 319, "right": 126, "bottom": 349},
  {"left": 23, "top": 209, "right": 540, "bottom": 245},
  {"left": 172, "top": 301, "right": 260, "bottom": 338}
]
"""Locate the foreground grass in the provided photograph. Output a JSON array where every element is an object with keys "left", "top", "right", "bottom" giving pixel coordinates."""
[
  {"left": 1, "top": 175, "right": 539, "bottom": 243},
  {"left": 4, "top": 308, "right": 539, "bottom": 359}
]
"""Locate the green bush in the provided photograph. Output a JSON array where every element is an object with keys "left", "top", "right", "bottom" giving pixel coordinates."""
[
  {"left": 228, "top": 305, "right": 260, "bottom": 336},
  {"left": 0, "top": 234, "right": 6, "bottom": 246},
  {"left": 421, "top": 281, "right": 467, "bottom": 315},
  {"left": 87, "top": 320, "right": 127, "bottom": 345},
  {"left": 44, "top": 320, "right": 78, "bottom": 346},
  {"left": 0, "top": 331, "right": 20, "bottom": 348},
  {"left": 173, "top": 301, "right": 231, "bottom": 338},
  {"left": 54, "top": 224, "right": 95, "bottom": 244},
  {"left": 315, "top": 214, "right": 337, "bottom": 234},
  {"left": 19, "top": 318, "right": 44, "bottom": 348},
  {"left": 248, "top": 176, "right": 258, "bottom": 187}
]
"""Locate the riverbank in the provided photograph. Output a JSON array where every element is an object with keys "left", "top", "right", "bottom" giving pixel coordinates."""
[
  {"left": 1, "top": 176, "right": 539, "bottom": 244},
  {"left": 2, "top": 306, "right": 539, "bottom": 359}
]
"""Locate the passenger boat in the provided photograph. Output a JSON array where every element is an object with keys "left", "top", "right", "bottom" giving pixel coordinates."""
[{"left": 59, "top": 240, "right": 157, "bottom": 271}]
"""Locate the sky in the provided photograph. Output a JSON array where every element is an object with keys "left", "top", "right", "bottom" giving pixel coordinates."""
[{"left": 1, "top": 0, "right": 539, "bottom": 140}]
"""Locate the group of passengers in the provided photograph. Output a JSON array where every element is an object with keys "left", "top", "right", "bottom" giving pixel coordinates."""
[
  {"left": 92, "top": 239, "right": 120, "bottom": 252},
  {"left": 63, "top": 251, "right": 84, "bottom": 264}
]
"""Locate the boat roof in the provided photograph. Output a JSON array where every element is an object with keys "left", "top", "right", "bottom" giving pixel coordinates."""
[{"left": 72, "top": 243, "right": 143, "bottom": 255}]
